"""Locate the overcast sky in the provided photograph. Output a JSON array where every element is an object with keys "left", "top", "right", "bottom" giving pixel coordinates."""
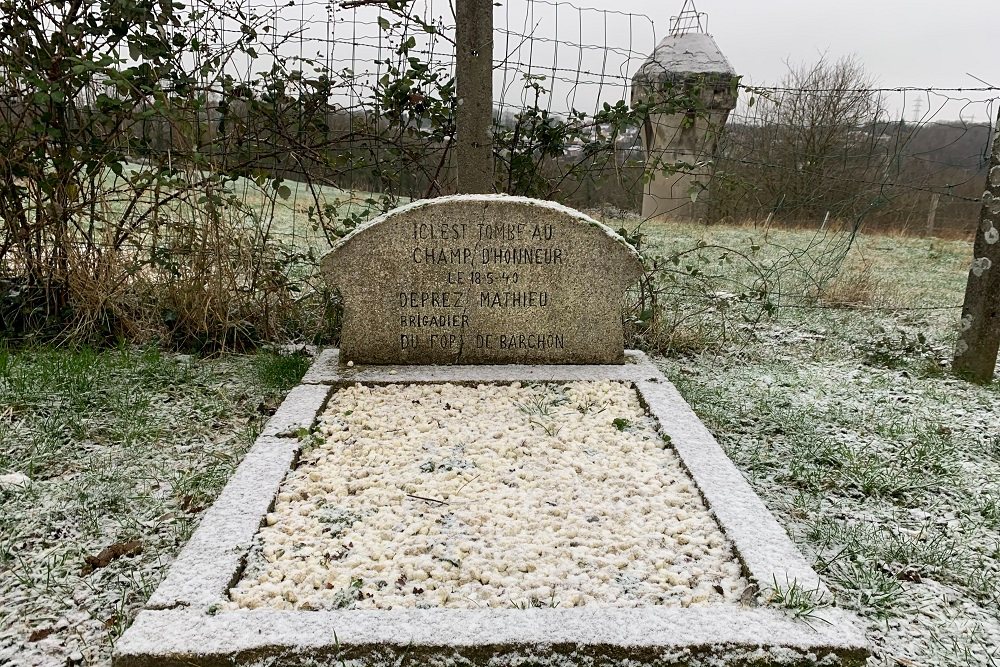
[
  {"left": 267, "top": 0, "right": 999, "bottom": 122},
  {"left": 634, "top": 0, "right": 997, "bottom": 89},
  {"left": 471, "top": 0, "right": 1000, "bottom": 121},
  {"left": 596, "top": 0, "right": 1000, "bottom": 121}
]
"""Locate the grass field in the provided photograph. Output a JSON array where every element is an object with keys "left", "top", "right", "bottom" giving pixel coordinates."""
[
  {"left": 641, "top": 219, "right": 999, "bottom": 665},
  {"left": 1, "top": 217, "right": 998, "bottom": 666}
]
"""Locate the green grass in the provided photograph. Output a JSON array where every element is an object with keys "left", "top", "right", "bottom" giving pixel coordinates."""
[
  {"left": 254, "top": 349, "right": 313, "bottom": 390},
  {"left": 630, "top": 218, "right": 1000, "bottom": 666},
  {"left": 0, "top": 346, "right": 305, "bottom": 664}
]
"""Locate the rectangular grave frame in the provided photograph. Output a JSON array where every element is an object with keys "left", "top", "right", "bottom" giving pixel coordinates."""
[{"left": 114, "top": 350, "right": 868, "bottom": 667}]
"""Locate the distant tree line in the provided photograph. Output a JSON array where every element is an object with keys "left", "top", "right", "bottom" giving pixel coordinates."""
[{"left": 705, "top": 56, "right": 993, "bottom": 232}]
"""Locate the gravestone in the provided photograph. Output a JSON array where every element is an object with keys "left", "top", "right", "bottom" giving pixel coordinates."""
[
  {"left": 321, "top": 195, "right": 643, "bottom": 364},
  {"left": 116, "top": 194, "right": 870, "bottom": 667}
]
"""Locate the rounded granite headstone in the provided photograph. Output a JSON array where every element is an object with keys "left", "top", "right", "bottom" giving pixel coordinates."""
[{"left": 321, "top": 195, "right": 643, "bottom": 364}]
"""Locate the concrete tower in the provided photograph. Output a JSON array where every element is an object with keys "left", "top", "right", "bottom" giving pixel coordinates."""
[{"left": 631, "top": 2, "right": 738, "bottom": 220}]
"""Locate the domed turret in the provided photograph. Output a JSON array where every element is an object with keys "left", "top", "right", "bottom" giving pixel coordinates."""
[{"left": 631, "top": 2, "right": 738, "bottom": 219}]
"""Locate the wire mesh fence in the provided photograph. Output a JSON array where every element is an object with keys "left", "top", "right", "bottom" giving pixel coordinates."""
[
  {"left": 0, "top": 0, "right": 997, "bottom": 345},
  {"left": 103, "top": 0, "right": 997, "bottom": 243}
]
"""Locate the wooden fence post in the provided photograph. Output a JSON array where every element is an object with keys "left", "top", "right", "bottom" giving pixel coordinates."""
[
  {"left": 455, "top": 0, "right": 494, "bottom": 194},
  {"left": 954, "top": 107, "right": 1000, "bottom": 382}
]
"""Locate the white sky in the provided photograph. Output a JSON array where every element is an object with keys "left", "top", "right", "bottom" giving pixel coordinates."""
[
  {"left": 255, "top": 0, "right": 1000, "bottom": 122},
  {"left": 509, "top": 0, "right": 1000, "bottom": 121},
  {"left": 640, "top": 0, "right": 999, "bottom": 91}
]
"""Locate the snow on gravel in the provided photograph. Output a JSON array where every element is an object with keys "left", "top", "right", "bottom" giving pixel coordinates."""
[{"left": 229, "top": 381, "right": 747, "bottom": 611}]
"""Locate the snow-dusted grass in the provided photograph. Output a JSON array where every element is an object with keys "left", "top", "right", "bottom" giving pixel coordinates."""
[
  {"left": 0, "top": 348, "right": 307, "bottom": 667},
  {"left": 1, "top": 217, "right": 995, "bottom": 667},
  {"left": 666, "top": 351, "right": 1000, "bottom": 667},
  {"left": 229, "top": 381, "right": 746, "bottom": 611},
  {"left": 634, "top": 219, "right": 1000, "bottom": 666}
]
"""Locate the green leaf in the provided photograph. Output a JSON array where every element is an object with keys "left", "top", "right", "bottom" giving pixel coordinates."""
[
  {"left": 277, "top": 185, "right": 292, "bottom": 200},
  {"left": 612, "top": 418, "right": 630, "bottom": 431},
  {"left": 377, "top": 16, "right": 390, "bottom": 30}
]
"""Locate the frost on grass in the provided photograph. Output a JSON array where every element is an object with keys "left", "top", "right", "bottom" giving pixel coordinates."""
[
  {"left": 229, "top": 381, "right": 746, "bottom": 611},
  {"left": 0, "top": 349, "right": 298, "bottom": 667},
  {"left": 663, "top": 327, "right": 1000, "bottom": 667}
]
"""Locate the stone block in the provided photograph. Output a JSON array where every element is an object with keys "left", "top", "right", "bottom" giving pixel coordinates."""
[{"left": 321, "top": 195, "right": 643, "bottom": 365}]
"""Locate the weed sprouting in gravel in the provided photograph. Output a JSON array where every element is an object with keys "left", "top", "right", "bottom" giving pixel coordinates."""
[
  {"left": 517, "top": 385, "right": 571, "bottom": 436},
  {"left": 516, "top": 386, "right": 569, "bottom": 417}
]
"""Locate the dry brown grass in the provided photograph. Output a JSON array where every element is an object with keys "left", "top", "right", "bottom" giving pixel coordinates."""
[
  {"left": 817, "top": 253, "right": 901, "bottom": 309},
  {"left": 1, "top": 169, "right": 336, "bottom": 350}
]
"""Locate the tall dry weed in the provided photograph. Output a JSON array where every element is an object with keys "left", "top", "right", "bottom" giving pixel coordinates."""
[
  {"left": 818, "top": 254, "right": 900, "bottom": 309},
  {"left": 2, "top": 170, "right": 336, "bottom": 351}
]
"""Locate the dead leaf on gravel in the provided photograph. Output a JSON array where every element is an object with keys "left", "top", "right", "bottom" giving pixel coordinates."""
[
  {"left": 81, "top": 540, "right": 143, "bottom": 575},
  {"left": 28, "top": 627, "right": 54, "bottom": 642}
]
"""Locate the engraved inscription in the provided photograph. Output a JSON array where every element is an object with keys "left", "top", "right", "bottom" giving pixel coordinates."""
[
  {"left": 321, "top": 196, "right": 643, "bottom": 364},
  {"left": 398, "top": 220, "right": 564, "bottom": 354}
]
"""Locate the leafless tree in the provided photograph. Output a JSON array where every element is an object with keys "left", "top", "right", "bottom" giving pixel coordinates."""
[{"left": 711, "top": 54, "right": 892, "bottom": 224}]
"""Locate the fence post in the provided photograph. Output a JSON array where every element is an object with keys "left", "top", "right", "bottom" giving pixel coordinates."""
[
  {"left": 954, "top": 106, "right": 1000, "bottom": 382},
  {"left": 455, "top": 0, "right": 494, "bottom": 194},
  {"left": 925, "top": 193, "right": 940, "bottom": 236}
]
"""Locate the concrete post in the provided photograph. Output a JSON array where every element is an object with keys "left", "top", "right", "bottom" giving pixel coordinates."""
[
  {"left": 926, "top": 193, "right": 940, "bottom": 236},
  {"left": 455, "top": 0, "right": 494, "bottom": 194},
  {"left": 954, "top": 107, "right": 1000, "bottom": 382}
]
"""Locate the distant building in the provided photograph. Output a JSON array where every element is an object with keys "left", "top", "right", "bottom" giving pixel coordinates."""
[{"left": 631, "top": 1, "right": 738, "bottom": 220}]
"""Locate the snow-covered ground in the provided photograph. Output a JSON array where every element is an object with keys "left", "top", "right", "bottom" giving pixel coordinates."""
[
  {"left": 229, "top": 381, "right": 747, "bottom": 610},
  {"left": 4, "top": 221, "right": 996, "bottom": 667},
  {"left": 0, "top": 350, "right": 301, "bottom": 667},
  {"left": 662, "top": 325, "right": 1000, "bottom": 667}
]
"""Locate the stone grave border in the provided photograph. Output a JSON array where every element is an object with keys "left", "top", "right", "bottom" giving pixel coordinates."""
[{"left": 115, "top": 349, "right": 868, "bottom": 667}]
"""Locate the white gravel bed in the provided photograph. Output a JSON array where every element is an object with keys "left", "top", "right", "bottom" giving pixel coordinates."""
[{"left": 229, "top": 381, "right": 747, "bottom": 611}]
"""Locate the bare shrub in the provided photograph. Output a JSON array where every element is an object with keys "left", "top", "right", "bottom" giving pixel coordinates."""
[
  {"left": 710, "top": 55, "right": 891, "bottom": 224},
  {"left": 620, "top": 219, "right": 864, "bottom": 353}
]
